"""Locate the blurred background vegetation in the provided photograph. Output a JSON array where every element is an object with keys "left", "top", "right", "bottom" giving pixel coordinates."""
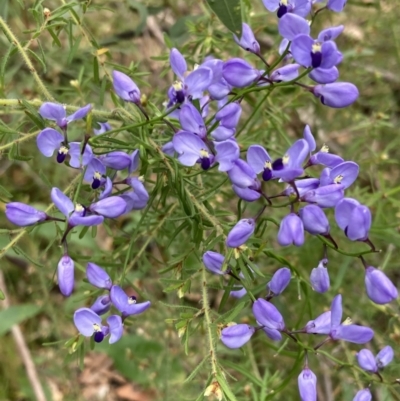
[{"left": 0, "top": 0, "right": 400, "bottom": 400}]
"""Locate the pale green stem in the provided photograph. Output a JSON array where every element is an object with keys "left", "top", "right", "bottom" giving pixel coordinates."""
[
  {"left": 0, "top": 98, "right": 125, "bottom": 121},
  {"left": 0, "top": 130, "right": 40, "bottom": 151},
  {"left": 0, "top": 15, "right": 54, "bottom": 101},
  {"left": 201, "top": 265, "right": 219, "bottom": 377}
]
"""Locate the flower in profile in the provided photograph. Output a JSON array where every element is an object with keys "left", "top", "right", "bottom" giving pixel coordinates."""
[
  {"left": 353, "top": 389, "right": 372, "bottom": 401},
  {"left": 298, "top": 367, "right": 317, "bottom": 401},
  {"left": 179, "top": 103, "right": 206, "bottom": 139},
  {"left": 222, "top": 58, "right": 261, "bottom": 88},
  {"left": 329, "top": 294, "right": 374, "bottom": 343},
  {"left": 203, "top": 251, "right": 226, "bottom": 275},
  {"left": 357, "top": 345, "right": 394, "bottom": 373},
  {"left": 267, "top": 267, "right": 291, "bottom": 295},
  {"left": 110, "top": 285, "right": 151, "bottom": 317},
  {"left": 233, "top": 23, "right": 260, "bottom": 54},
  {"left": 302, "top": 184, "right": 344, "bottom": 208},
  {"left": 327, "top": 0, "right": 347, "bottom": 12},
  {"left": 89, "top": 196, "right": 127, "bottom": 218},
  {"left": 335, "top": 198, "right": 371, "bottom": 241},
  {"left": 252, "top": 298, "right": 285, "bottom": 340},
  {"left": 73, "top": 308, "right": 123, "bottom": 344},
  {"left": 172, "top": 131, "right": 214, "bottom": 170},
  {"left": 39, "top": 102, "right": 91, "bottom": 130},
  {"left": 364, "top": 266, "right": 398, "bottom": 304},
  {"left": 277, "top": 213, "right": 304, "bottom": 247},
  {"left": 220, "top": 324, "right": 255, "bottom": 348},
  {"left": 305, "top": 311, "right": 331, "bottom": 334},
  {"left": 93, "top": 122, "right": 111, "bottom": 135},
  {"left": 310, "top": 259, "right": 330, "bottom": 293},
  {"left": 226, "top": 219, "right": 256, "bottom": 248},
  {"left": 5, "top": 202, "right": 48, "bottom": 226},
  {"left": 86, "top": 262, "right": 113, "bottom": 290},
  {"left": 112, "top": 70, "right": 141, "bottom": 103},
  {"left": 51, "top": 187, "right": 104, "bottom": 227},
  {"left": 122, "top": 177, "right": 149, "bottom": 212},
  {"left": 90, "top": 295, "right": 112, "bottom": 315},
  {"left": 312, "top": 82, "right": 359, "bottom": 108},
  {"left": 57, "top": 254, "right": 75, "bottom": 296},
  {"left": 214, "top": 140, "right": 240, "bottom": 172},
  {"left": 298, "top": 205, "right": 330, "bottom": 235}
]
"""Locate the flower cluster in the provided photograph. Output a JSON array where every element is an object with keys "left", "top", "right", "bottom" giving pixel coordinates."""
[
  {"left": 5, "top": 99, "right": 151, "bottom": 341},
  {"left": 73, "top": 263, "right": 150, "bottom": 344}
]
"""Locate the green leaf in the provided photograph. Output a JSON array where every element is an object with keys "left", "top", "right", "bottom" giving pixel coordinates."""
[
  {"left": 0, "top": 304, "right": 41, "bottom": 336},
  {"left": 206, "top": 0, "right": 242, "bottom": 36},
  {"left": 0, "top": 290, "right": 4, "bottom": 300}
]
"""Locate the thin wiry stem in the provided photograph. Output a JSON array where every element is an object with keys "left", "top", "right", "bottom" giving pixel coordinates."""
[{"left": 0, "top": 15, "right": 54, "bottom": 101}]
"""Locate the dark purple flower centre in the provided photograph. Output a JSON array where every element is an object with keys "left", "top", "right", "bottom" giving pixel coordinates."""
[
  {"left": 201, "top": 157, "right": 211, "bottom": 170},
  {"left": 277, "top": 4, "right": 288, "bottom": 17},
  {"left": 57, "top": 146, "right": 68, "bottom": 163},
  {"left": 176, "top": 89, "right": 185, "bottom": 104},
  {"left": 94, "top": 331, "right": 104, "bottom": 343},
  {"left": 272, "top": 158, "right": 284, "bottom": 171},
  {"left": 311, "top": 44, "right": 323, "bottom": 68},
  {"left": 262, "top": 168, "right": 273, "bottom": 181}
]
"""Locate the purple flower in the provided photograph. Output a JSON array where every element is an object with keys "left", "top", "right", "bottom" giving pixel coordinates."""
[
  {"left": 84, "top": 158, "right": 106, "bottom": 189},
  {"left": 305, "top": 311, "right": 331, "bottom": 334},
  {"left": 335, "top": 198, "right": 371, "bottom": 241},
  {"left": 267, "top": 267, "right": 291, "bottom": 295},
  {"left": 327, "top": 0, "right": 347, "bottom": 12},
  {"left": 298, "top": 367, "right": 317, "bottom": 401},
  {"left": 221, "top": 324, "right": 255, "bottom": 348},
  {"left": 263, "top": 0, "right": 311, "bottom": 18},
  {"left": 179, "top": 103, "right": 206, "bottom": 139},
  {"left": 214, "top": 140, "right": 240, "bottom": 172},
  {"left": 247, "top": 145, "right": 274, "bottom": 181},
  {"left": 101, "top": 151, "right": 132, "bottom": 170},
  {"left": 310, "top": 259, "right": 330, "bottom": 293},
  {"left": 73, "top": 308, "right": 123, "bottom": 344},
  {"left": 232, "top": 184, "right": 262, "bottom": 202},
  {"left": 93, "top": 122, "right": 111, "bottom": 135},
  {"left": 323, "top": 161, "right": 359, "bottom": 189},
  {"left": 309, "top": 67, "right": 339, "bottom": 84},
  {"left": 312, "top": 83, "right": 359, "bottom": 108},
  {"left": 222, "top": 59, "right": 261, "bottom": 88},
  {"left": 278, "top": 13, "right": 310, "bottom": 40},
  {"left": 172, "top": 131, "right": 214, "bottom": 170},
  {"left": 353, "top": 389, "right": 372, "bottom": 401},
  {"left": 57, "top": 254, "right": 74, "bottom": 296},
  {"left": 270, "top": 64, "right": 301, "bottom": 82},
  {"left": 291, "top": 34, "right": 341, "bottom": 69},
  {"left": 228, "top": 159, "right": 260, "bottom": 189},
  {"left": 86, "top": 262, "right": 112, "bottom": 290},
  {"left": 357, "top": 346, "right": 395, "bottom": 373},
  {"left": 298, "top": 205, "right": 330, "bottom": 235},
  {"left": 283, "top": 178, "right": 320, "bottom": 197},
  {"left": 89, "top": 196, "right": 127, "bottom": 218},
  {"left": 37, "top": 128, "right": 65, "bottom": 161},
  {"left": 278, "top": 213, "right": 304, "bottom": 247},
  {"left": 302, "top": 184, "right": 344, "bottom": 208},
  {"left": 90, "top": 295, "right": 112, "bottom": 315},
  {"left": 39, "top": 102, "right": 91, "bottom": 130},
  {"left": 215, "top": 103, "right": 242, "bottom": 129},
  {"left": 51, "top": 187, "right": 104, "bottom": 227},
  {"left": 329, "top": 294, "right": 374, "bottom": 343},
  {"left": 203, "top": 251, "right": 225, "bottom": 275},
  {"left": 68, "top": 142, "right": 93, "bottom": 168},
  {"left": 110, "top": 285, "right": 151, "bottom": 317},
  {"left": 365, "top": 266, "right": 398, "bottom": 305},
  {"left": 112, "top": 70, "right": 141, "bottom": 103},
  {"left": 5, "top": 202, "right": 47, "bottom": 226},
  {"left": 233, "top": 23, "right": 260, "bottom": 54},
  {"left": 226, "top": 219, "right": 256, "bottom": 248},
  {"left": 272, "top": 139, "right": 309, "bottom": 182},
  {"left": 168, "top": 49, "right": 213, "bottom": 104},
  {"left": 123, "top": 178, "right": 149, "bottom": 211},
  {"left": 252, "top": 298, "right": 285, "bottom": 331}
]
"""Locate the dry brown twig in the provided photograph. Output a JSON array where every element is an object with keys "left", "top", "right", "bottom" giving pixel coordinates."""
[{"left": 0, "top": 270, "right": 47, "bottom": 401}]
